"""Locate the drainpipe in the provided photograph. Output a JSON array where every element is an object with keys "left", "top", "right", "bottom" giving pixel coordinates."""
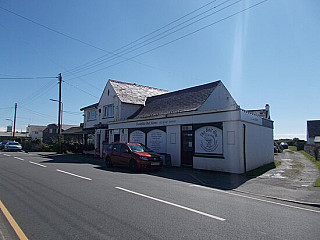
[{"left": 243, "top": 124, "right": 247, "bottom": 173}]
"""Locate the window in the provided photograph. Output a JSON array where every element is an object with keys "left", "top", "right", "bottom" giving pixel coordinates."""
[
  {"left": 103, "top": 105, "right": 114, "bottom": 118},
  {"left": 34, "top": 131, "right": 39, "bottom": 134},
  {"left": 49, "top": 129, "right": 53, "bottom": 134},
  {"left": 87, "top": 110, "right": 96, "bottom": 121}
]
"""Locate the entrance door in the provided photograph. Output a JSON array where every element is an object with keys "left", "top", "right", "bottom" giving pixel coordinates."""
[{"left": 181, "top": 126, "right": 193, "bottom": 166}]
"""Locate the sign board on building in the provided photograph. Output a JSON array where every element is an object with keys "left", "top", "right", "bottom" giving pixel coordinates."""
[
  {"left": 195, "top": 126, "right": 223, "bottom": 155},
  {"left": 147, "top": 129, "right": 166, "bottom": 153},
  {"left": 130, "top": 130, "right": 146, "bottom": 145}
]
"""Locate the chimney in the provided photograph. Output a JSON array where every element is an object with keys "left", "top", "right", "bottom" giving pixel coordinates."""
[{"left": 265, "top": 104, "right": 270, "bottom": 119}]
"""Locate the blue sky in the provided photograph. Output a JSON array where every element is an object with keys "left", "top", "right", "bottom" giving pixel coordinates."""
[{"left": 0, "top": 0, "right": 319, "bottom": 140}]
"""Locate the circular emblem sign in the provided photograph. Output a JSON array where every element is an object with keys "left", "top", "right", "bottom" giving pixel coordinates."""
[{"left": 195, "top": 126, "right": 222, "bottom": 154}]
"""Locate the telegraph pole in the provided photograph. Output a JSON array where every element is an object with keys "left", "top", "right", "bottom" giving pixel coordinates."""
[
  {"left": 13, "top": 103, "right": 17, "bottom": 139},
  {"left": 58, "top": 73, "right": 62, "bottom": 153}
]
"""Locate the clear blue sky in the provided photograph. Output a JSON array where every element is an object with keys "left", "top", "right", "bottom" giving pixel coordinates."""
[{"left": 0, "top": 0, "right": 319, "bottom": 140}]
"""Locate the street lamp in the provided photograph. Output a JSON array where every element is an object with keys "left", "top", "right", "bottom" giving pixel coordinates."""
[
  {"left": 50, "top": 98, "right": 63, "bottom": 153},
  {"left": 5, "top": 118, "right": 13, "bottom": 137}
]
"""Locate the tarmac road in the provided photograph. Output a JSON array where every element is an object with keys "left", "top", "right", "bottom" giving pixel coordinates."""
[{"left": 0, "top": 151, "right": 319, "bottom": 239}]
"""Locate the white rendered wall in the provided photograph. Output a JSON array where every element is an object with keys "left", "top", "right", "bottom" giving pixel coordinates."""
[
  {"left": 193, "top": 121, "right": 243, "bottom": 173},
  {"left": 198, "top": 83, "right": 238, "bottom": 112},
  {"left": 166, "top": 125, "right": 181, "bottom": 167},
  {"left": 242, "top": 122, "right": 274, "bottom": 171}
]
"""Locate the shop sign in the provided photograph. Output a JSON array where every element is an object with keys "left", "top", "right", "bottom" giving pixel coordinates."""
[
  {"left": 195, "top": 126, "right": 223, "bottom": 154},
  {"left": 147, "top": 129, "right": 166, "bottom": 153},
  {"left": 130, "top": 130, "right": 146, "bottom": 144}
]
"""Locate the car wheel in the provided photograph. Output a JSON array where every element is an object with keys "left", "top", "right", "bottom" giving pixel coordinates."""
[
  {"left": 129, "top": 159, "right": 138, "bottom": 171},
  {"left": 106, "top": 157, "right": 113, "bottom": 168}
]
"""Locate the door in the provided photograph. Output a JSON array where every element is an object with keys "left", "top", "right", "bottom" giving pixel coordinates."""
[{"left": 181, "top": 126, "right": 193, "bottom": 166}]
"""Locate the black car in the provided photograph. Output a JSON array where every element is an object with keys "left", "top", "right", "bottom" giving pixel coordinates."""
[{"left": 0, "top": 141, "right": 8, "bottom": 150}]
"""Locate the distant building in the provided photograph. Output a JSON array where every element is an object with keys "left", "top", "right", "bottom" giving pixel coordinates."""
[
  {"left": 62, "top": 126, "right": 84, "bottom": 143},
  {"left": 306, "top": 120, "right": 320, "bottom": 145},
  {"left": 42, "top": 124, "right": 78, "bottom": 144},
  {"left": 26, "top": 125, "right": 47, "bottom": 141}
]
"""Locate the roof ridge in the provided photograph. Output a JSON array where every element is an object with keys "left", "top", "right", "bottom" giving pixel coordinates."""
[
  {"left": 146, "top": 80, "right": 221, "bottom": 102},
  {"left": 109, "top": 79, "right": 168, "bottom": 92}
]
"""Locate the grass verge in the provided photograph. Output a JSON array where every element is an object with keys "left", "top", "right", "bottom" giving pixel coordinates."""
[
  {"left": 299, "top": 150, "right": 320, "bottom": 187},
  {"left": 243, "top": 161, "right": 281, "bottom": 177}
]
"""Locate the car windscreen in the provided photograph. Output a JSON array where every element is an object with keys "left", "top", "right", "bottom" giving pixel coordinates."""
[
  {"left": 128, "top": 144, "right": 146, "bottom": 152},
  {"left": 8, "top": 142, "right": 19, "bottom": 145}
]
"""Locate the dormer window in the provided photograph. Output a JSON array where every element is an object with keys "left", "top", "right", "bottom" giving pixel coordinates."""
[{"left": 104, "top": 104, "right": 114, "bottom": 118}]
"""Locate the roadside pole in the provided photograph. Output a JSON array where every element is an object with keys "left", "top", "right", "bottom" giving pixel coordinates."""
[
  {"left": 58, "top": 73, "right": 62, "bottom": 153},
  {"left": 13, "top": 103, "right": 17, "bottom": 140}
]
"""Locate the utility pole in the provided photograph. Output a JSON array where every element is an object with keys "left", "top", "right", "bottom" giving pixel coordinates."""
[
  {"left": 13, "top": 103, "right": 17, "bottom": 139},
  {"left": 58, "top": 73, "right": 62, "bottom": 136},
  {"left": 58, "top": 73, "right": 62, "bottom": 153}
]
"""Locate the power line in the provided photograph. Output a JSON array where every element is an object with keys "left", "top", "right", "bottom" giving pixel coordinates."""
[
  {"left": 0, "top": 76, "right": 56, "bottom": 80},
  {"left": 62, "top": 80, "right": 99, "bottom": 99},
  {"left": 64, "top": 0, "right": 235, "bottom": 76},
  {"left": 65, "top": 0, "right": 268, "bottom": 80},
  {"left": 63, "top": 0, "right": 220, "bottom": 75},
  {"left": 0, "top": 5, "right": 165, "bottom": 75}
]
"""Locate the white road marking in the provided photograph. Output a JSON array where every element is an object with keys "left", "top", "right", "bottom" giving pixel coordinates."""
[
  {"left": 14, "top": 157, "right": 24, "bottom": 161},
  {"left": 56, "top": 169, "right": 92, "bottom": 181},
  {"left": 116, "top": 187, "right": 226, "bottom": 221},
  {"left": 29, "top": 161, "right": 47, "bottom": 168},
  {"left": 3, "top": 154, "right": 11, "bottom": 157},
  {"left": 190, "top": 184, "right": 320, "bottom": 214}
]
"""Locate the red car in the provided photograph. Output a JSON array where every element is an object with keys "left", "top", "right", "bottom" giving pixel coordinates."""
[{"left": 102, "top": 142, "right": 163, "bottom": 170}]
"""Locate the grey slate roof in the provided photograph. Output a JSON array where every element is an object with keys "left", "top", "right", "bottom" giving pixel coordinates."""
[
  {"left": 132, "top": 81, "right": 221, "bottom": 119},
  {"left": 80, "top": 103, "right": 98, "bottom": 111},
  {"left": 109, "top": 80, "right": 168, "bottom": 105},
  {"left": 307, "top": 120, "right": 320, "bottom": 138},
  {"left": 62, "top": 126, "right": 83, "bottom": 135}
]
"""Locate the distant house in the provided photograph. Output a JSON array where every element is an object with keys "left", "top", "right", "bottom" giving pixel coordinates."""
[
  {"left": 26, "top": 125, "right": 47, "bottom": 141},
  {"left": 42, "top": 124, "right": 78, "bottom": 144},
  {"left": 306, "top": 120, "right": 320, "bottom": 145},
  {"left": 62, "top": 126, "right": 84, "bottom": 143}
]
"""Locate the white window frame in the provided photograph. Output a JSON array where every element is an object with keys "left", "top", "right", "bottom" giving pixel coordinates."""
[
  {"left": 87, "top": 110, "right": 97, "bottom": 121},
  {"left": 103, "top": 105, "right": 114, "bottom": 118}
]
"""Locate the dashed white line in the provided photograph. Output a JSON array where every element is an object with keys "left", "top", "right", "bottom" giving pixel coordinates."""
[
  {"left": 190, "top": 184, "right": 320, "bottom": 214},
  {"left": 29, "top": 161, "right": 47, "bottom": 168},
  {"left": 116, "top": 187, "right": 226, "bottom": 221},
  {"left": 3, "top": 154, "right": 11, "bottom": 157},
  {"left": 14, "top": 157, "right": 24, "bottom": 161},
  {"left": 56, "top": 169, "right": 92, "bottom": 181}
]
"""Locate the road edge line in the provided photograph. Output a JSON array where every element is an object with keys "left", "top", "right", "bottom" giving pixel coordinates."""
[{"left": 0, "top": 200, "right": 28, "bottom": 240}]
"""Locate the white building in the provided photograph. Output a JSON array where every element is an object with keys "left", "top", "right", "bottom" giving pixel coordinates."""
[
  {"left": 26, "top": 125, "right": 47, "bottom": 141},
  {"left": 81, "top": 79, "right": 274, "bottom": 173}
]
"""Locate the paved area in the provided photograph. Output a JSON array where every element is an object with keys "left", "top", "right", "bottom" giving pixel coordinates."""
[{"left": 1, "top": 150, "right": 319, "bottom": 239}]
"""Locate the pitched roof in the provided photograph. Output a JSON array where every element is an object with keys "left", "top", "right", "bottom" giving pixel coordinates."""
[
  {"left": 132, "top": 81, "right": 221, "bottom": 119},
  {"left": 109, "top": 79, "right": 168, "bottom": 105},
  {"left": 80, "top": 103, "right": 98, "bottom": 111},
  {"left": 61, "top": 126, "right": 83, "bottom": 135},
  {"left": 27, "top": 125, "right": 47, "bottom": 131},
  {"left": 307, "top": 120, "right": 320, "bottom": 138}
]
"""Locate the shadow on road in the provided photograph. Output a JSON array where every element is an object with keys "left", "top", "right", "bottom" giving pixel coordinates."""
[{"left": 38, "top": 153, "right": 254, "bottom": 190}]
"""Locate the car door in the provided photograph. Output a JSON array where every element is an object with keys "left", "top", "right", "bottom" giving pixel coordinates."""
[
  {"left": 119, "top": 144, "right": 132, "bottom": 167},
  {"left": 110, "top": 144, "right": 122, "bottom": 166}
]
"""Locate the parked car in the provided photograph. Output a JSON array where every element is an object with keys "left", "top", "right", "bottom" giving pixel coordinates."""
[
  {"left": 280, "top": 142, "right": 288, "bottom": 149},
  {"left": 4, "top": 141, "right": 22, "bottom": 151},
  {"left": 103, "top": 142, "right": 163, "bottom": 170},
  {"left": 0, "top": 141, "right": 8, "bottom": 150}
]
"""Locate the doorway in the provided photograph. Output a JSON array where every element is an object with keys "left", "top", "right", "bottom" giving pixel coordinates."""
[{"left": 181, "top": 126, "right": 193, "bottom": 166}]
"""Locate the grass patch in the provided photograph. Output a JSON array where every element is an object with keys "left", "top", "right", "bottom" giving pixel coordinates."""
[
  {"left": 243, "top": 162, "right": 280, "bottom": 177},
  {"left": 299, "top": 150, "right": 320, "bottom": 187},
  {"left": 289, "top": 146, "right": 297, "bottom": 151}
]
